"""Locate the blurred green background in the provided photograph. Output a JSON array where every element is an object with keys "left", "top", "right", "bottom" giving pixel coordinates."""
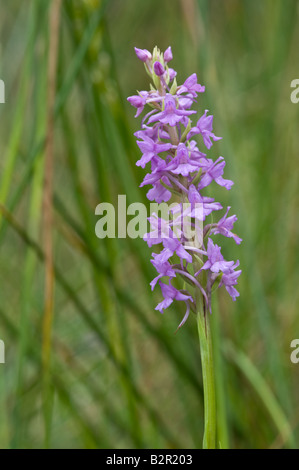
[{"left": 0, "top": 0, "right": 298, "bottom": 449}]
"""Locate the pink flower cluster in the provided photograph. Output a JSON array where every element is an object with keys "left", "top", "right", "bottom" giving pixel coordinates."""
[{"left": 128, "top": 46, "right": 242, "bottom": 329}]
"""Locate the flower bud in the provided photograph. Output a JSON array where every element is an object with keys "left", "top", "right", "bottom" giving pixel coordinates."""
[
  {"left": 153, "top": 61, "right": 165, "bottom": 77},
  {"left": 164, "top": 46, "right": 173, "bottom": 63},
  {"left": 134, "top": 47, "right": 152, "bottom": 63}
]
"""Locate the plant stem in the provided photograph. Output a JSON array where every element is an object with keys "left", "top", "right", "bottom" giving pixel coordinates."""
[
  {"left": 197, "top": 298, "right": 217, "bottom": 449},
  {"left": 42, "top": 0, "right": 62, "bottom": 448},
  {"left": 211, "top": 295, "right": 230, "bottom": 449}
]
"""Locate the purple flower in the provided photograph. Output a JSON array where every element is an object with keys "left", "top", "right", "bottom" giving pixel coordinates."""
[
  {"left": 188, "top": 185, "right": 222, "bottom": 220},
  {"left": 178, "top": 95, "right": 194, "bottom": 110},
  {"left": 166, "top": 143, "right": 200, "bottom": 176},
  {"left": 146, "top": 180, "right": 172, "bottom": 203},
  {"left": 157, "top": 236, "right": 193, "bottom": 264},
  {"left": 178, "top": 73, "right": 205, "bottom": 97},
  {"left": 143, "top": 213, "right": 174, "bottom": 247},
  {"left": 134, "top": 47, "right": 152, "bottom": 63},
  {"left": 187, "top": 140, "right": 207, "bottom": 160},
  {"left": 197, "top": 157, "right": 234, "bottom": 190},
  {"left": 128, "top": 45, "right": 242, "bottom": 329},
  {"left": 127, "top": 92, "right": 148, "bottom": 117},
  {"left": 139, "top": 157, "right": 172, "bottom": 202},
  {"left": 148, "top": 95, "right": 195, "bottom": 127},
  {"left": 150, "top": 254, "right": 176, "bottom": 290},
  {"left": 135, "top": 125, "right": 165, "bottom": 142},
  {"left": 136, "top": 135, "right": 172, "bottom": 168},
  {"left": 140, "top": 156, "right": 167, "bottom": 185},
  {"left": 155, "top": 282, "right": 193, "bottom": 330},
  {"left": 201, "top": 238, "right": 235, "bottom": 274},
  {"left": 188, "top": 110, "right": 222, "bottom": 149},
  {"left": 155, "top": 281, "right": 193, "bottom": 310},
  {"left": 199, "top": 239, "right": 242, "bottom": 301},
  {"left": 168, "top": 68, "right": 177, "bottom": 81},
  {"left": 153, "top": 61, "right": 165, "bottom": 77},
  {"left": 163, "top": 46, "right": 173, "bottom": 63},
  {"left": 210, "top": 207, "right": 242, "bottom": 244},
  {"left": 219, "top": 262, "right": 242, "bottom": 301}
]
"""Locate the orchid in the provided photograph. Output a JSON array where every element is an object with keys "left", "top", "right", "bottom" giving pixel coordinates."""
[
  {"left": 128, "top": 45, "right": 242, "bottom": 449},
  {"left": 128, "top": 45, "right": 241, "bottom": 325}
]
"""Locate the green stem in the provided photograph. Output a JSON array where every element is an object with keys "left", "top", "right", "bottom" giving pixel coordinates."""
[
  {"left": 211, "top": 295, "right": 229, "bottom": 449},
  {"left": 197, "top": 300, "right": 217, "bottom": 449}
]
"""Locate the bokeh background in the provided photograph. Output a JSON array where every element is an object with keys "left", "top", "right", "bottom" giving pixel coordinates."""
[{"left": 0, "top": 0, "right": 298, "bottom": 449}]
